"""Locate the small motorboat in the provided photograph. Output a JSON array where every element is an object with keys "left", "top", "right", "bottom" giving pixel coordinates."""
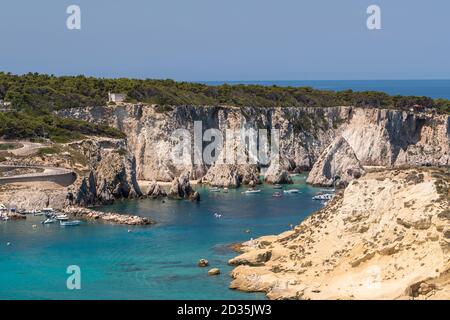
[
  {"left": 284, "top": 189, "right": 300, "bottom": 194},
  {"left": 244, "top": 189, "right": 261, "bottom": 194},
  {"left": 223, "top": 187, "right": 229, "bottom": 193},
  {"left": 33, "top": 210, "right": 44, "bottom": 216},
  {"left": 320, "top": 188, "right": 335, "bottom": 193},
  {"left": 272, "top": 192, "right": 282, "bottom": 198},
  {"left": 42, "top": 218, "right": 57, "bottom": 224},
  {"left": 312, "top": 193, "right": 334, "bottom": 201},
  {"left": 60, "top": 220, "right": 81, "bottom": 226},
  {"left": 55, "top": 214, "right": 69, "bottom": 221},
  {"left": 273, "top": 184, "right": 282, "bottom": 189},
  {"left": 210, "top": 187, "right": 221, "bottom": 192},
  {"left": 214, "top": 212, "right": 222, "bottom": 218}
]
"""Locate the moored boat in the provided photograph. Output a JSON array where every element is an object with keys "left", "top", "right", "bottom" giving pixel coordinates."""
[
  {"left": 55, "top": 214, "right": 69, "bottom": 221},
  {"left": 273, "top": 184, "right": 282, "bottom": 189},
  {"left": 244, "top": 189, "right": 261, "bottom": 194},
  {"left": 42, "top": 218, "right": 57, "bottom": 224},
  {"left": 272, "top": 192, "right": 282, "bottom": 198},
  {"left": 284, "top": 189, "right": 300, "bottom": 194},
  {"left": 312, "top": 193, "right": 334, "bottom": 201},
  {"left": 60, "top": 220, "right": 81, "bottom": 226}
]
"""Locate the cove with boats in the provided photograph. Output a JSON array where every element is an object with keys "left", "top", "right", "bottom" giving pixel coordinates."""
[{"left": 0, "top": 174, "right": 327, "bottom": 299}]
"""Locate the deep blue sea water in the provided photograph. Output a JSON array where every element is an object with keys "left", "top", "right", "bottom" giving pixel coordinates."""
[
  {"left": 204, "top": 80, "right": 450, "bottom": 100},
  {"left": 0, "top": 176, "right": 324, "bottom": 300}
]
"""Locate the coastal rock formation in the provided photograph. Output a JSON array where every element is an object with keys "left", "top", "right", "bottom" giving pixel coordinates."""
[
  {"left": 168, "top": 173, "right": 200, "bottom": 201},
  {"left": 63, "top": 207, "right": 154, "bottom": 225},
  {"left": 202, "top": 164, "right": 260, "bottom": 188},
  {"left": 146, "top": 181, "right": 167, "bottom": 198},
  {"left": 67, "top": 138, "right": 142, "bottom": 206},
  {"left": 229, "top": 168, "right": 450, "bottom": 300},
  {"left": 264, "top": 161, "right": 293, "bottom": 184},
  {"left": 307, "top": 136, "right": 365, "bottom": 187},
  {"left": 57, "top": 105, "right": 449, "bottom": 187}
]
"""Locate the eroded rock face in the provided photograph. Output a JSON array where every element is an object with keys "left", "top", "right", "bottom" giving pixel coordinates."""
[
  {"left": 230, "top": 168, "right": 450, "bottom": 300},
  {"left": 307, "top": 136, "right": 365, "bottom": 187},
  {"left": 67, "top": 138, "right": 142, "bottom": 206},
  {"left": 264, "top": 161, "right": 293, "bottom": 184},
  {"left": 168, "top": 172, "right": 200, "bottom": 201},
  {"left": 146, "top": 181, "right": 167, "bottom": 198},
  {"left": 202, "top": 164, "right": 260, "bottom": 188},
  {"left": 58, "top": 105, "right": 449, "bottom": 187}
]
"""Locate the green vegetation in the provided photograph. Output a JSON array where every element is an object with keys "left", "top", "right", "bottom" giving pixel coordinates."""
[
  {"left": 1, "top": 72, "right": 449, "bottom": 113},
  {"left": 0, "top": 111, "right": 125, "bottom": 143},
  {"left": 0, "top": 142, "right": 22, "bottom": 150},
  {"left": 37, "top": 147, "right": 60, "bottom": 155},
  {"left": 0, "top": 72, "right": 449, "bottom": 141}
]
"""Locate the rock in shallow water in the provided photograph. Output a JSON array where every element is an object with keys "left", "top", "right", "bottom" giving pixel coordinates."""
[
  {"left": 198, "top": 259, "right": 209, "bottom": 267},
  {"left": 208, "top": 268, "right": 221, "bottom": 276}
]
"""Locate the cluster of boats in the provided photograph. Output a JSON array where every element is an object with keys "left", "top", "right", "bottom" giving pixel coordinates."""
[
  {"left": 242, "top": 187, "right": 301, "bottom": 196},
  {"left": 38, "top": 208, "right": 81, "bottom": 226},
  {"left": 0, "top": 204, "right": 81, "bottom": 226},
  {"left": 0, "top": 203, "right": 11, "bottom": 221}
]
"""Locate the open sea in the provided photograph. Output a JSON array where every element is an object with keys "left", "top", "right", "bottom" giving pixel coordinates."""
[
  {"left": 204, "top": 79, "right": 450, "bottom": 100},
  {"left": 1, "top": 80, "right": 449, "bottom": 300}
]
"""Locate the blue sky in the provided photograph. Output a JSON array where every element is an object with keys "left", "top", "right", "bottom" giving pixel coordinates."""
[{"left": 0, "top": 0, "right": 449, "bottom": 80}]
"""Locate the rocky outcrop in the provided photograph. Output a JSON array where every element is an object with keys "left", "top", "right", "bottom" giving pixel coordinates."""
[
  {"left": 67, "top": 138, "right": 142, "bottom": 206},
  {"left": 168, "top": 173, "right": 200, "bottom": 201},
  {"left": 63, "top": 207, "right": 154, "bottom": 225},
  {"left": 146, "top": 181, "right": 167, "bottom": 198},
  {"left": 202, "top": 164, "right": 260, "bottom": 188},
  {"left": 307, "top": 136, "right": 365, "bottom": 187},
  {"left": 229, "top": 168, "right": 450, "bottom": 300},
  {"left": 264, "top": 161, "right": 293, "bottom": 184}
]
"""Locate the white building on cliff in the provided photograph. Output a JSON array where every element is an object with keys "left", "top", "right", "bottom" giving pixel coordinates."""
[{"left": 108, "top": 92, "right": 126, "bottom": 103}]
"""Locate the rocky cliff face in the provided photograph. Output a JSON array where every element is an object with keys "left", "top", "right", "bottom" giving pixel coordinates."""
[
  {"left": 66, "top": 138, "right": 142, "bottom": 206},
  {"left": 306, "top": 136, "right": 365, "bottom": 187},
  {"left": 229, "top": 168, "right": 450, "bottom": 300},
  {"left": 57, "top": 105, "right": 449, "bottom": 186}
]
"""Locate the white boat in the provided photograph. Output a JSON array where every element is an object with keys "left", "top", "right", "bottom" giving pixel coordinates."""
[
  {"left": 320, "top": 188, "right": 335, "bottom": 193},
  {"left": 244, "top": 189, "right": 261, "bottom": 194},
  {"left": 55, "top": 214, "right": 69, "bottom": 221},
  {"left": 312, "top": 193, "right": 334, "bottom": 201},
  {"left": 284, "top": 189, "right": 300, "bottom": 194},
  {"left": 33, "top": 211, "right": 44, "bottom": 216},
  {"left": 60, "top": 220, "right": 81, "bottom": 226},
  {"left": 223, "top": 187, "right": 229, "bottom": 193},
  {"left": 42, "top": 218, "right": 57, "bottom": 224},
  {"left": 210, "top": 187, "right": 221, "bottom": 192}
]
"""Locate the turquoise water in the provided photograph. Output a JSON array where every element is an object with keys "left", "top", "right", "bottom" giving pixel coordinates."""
[
  {"left": 0, "top": 175, "right": 325, "bottom": 300},
  {"left": 204, "top": 80, "right": 450, "bottom": 100}
]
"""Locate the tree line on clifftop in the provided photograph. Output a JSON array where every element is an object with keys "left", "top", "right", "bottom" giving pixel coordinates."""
[{"left": 0, "top": 72, "right": 449, "bottom": 142}]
